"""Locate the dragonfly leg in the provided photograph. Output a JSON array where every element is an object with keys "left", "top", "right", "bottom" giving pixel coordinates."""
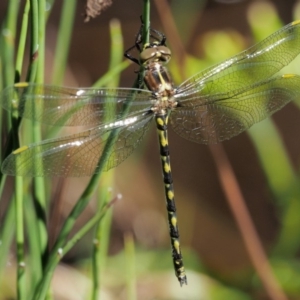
[{"left": 124, "top": 43, "right": 140, "bottom": 65}]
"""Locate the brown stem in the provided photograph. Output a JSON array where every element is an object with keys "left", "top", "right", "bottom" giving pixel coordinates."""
[{"left": 210, "top": 144, "right": 287, "bottom": 300}]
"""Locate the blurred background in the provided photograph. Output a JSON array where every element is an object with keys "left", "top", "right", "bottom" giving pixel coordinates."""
[{"left": 1, "top": 0, "right": 300, "bottom": 299}]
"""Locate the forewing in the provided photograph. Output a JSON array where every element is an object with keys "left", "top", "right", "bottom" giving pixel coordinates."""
[
  {"left": 171, "top": 74, "right": 300, "bottom": 144},
  {"left": 1, "top": 112, "right": 154, "bottom": 177},
  {"left": 0, "top": 83, "right": 153, "bottom": 126},
  {"left": 177, "top": 21, "right": 300, "bottom": 98}
]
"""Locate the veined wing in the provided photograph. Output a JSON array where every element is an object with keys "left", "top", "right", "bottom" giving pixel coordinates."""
[
  {"left": 0, "top": 83, "right": 154, "bottom": 126},
  {"left": 176, "top": 21, "right": 300, "bottom": 98},
  {"left": 171, "top": 74, "right": 300, "bottom": 144},
  {"left": 1, "top": 111, "right": 154, "bottom": 177}
]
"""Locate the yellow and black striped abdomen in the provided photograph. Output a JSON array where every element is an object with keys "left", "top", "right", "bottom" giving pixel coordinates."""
[{"left": 155, "top": 114, "right": 187, "bottom": 286}]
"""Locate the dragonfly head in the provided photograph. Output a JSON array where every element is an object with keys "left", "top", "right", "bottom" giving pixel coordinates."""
[{"left": 140, "top": 43, "right": 171, "bottom": 65}]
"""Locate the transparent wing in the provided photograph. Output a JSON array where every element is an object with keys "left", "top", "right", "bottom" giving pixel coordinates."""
[
  {"left": 171, "top": 74, "right": 300, "bottom": 144},
  {"left": 177, "top": 21, "right": 300, "bottom": 98},
  {"left": 1, "top": 112, "right": 154, "bottom": 177},
  {"left": 0, "top": 83, "right": 153, "bottom": 126}
]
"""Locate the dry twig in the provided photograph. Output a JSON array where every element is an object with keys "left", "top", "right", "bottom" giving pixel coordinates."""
[{"left": 84, "top": 0, "right": 112, "bottom": 22}]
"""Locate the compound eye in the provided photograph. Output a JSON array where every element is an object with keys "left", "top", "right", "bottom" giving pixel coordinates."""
[
  {"left": 158, "top": 46, "right": 171, "bottom": 63},
  {"left": 140, "top": 48, "right": 158, "bottom": 63},
  {"left": 158, "top": 46, "right": 171, "bottom": 57},
  {"left": 140, "top": 46, "right": 172, "bottom": 63}
]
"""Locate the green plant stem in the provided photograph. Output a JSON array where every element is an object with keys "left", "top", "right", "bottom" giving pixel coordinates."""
[
  {"left": 0, "top": 1, "right": 30, "bottom": 294},
  {"left": 45, "top": 60, "right": 130, "bottom": 140},
  {"left": 1, "top": 0, "right": 19, "bottom": 86},
  {"left": 37, "top": 0, "right": 45, "bottom": 82},
  {"left": 15, "top": 0, "right": 30, "bottom": 80},
  {"left": 12, "top": 102, "right": 25, "bottom": 300},
  {"left": 137, "top": 0, "right": 150, "bottom": 87},
  {"left": 24, "top": 192, "right": 47, "bottom": 298},
  {"left": 28, "top": 0, "right": 49, "bottom": 289},
  {"left": 91, "top": 19, "right": 123, "bottom": 300},
  {"left": 2, "top": 1, "right": 27, "bottom": 298},
  {"left": 33, "top": 176, "right": 118, "bottom": 300},
  {"left": 45, "top": 0, "right": 56, "bottom": 21},
  {"left": 0, "top": 0, "right": 28, "bottom": 190},
  {"left": 15, "top": 176, "right": 25, "bottom": 300},
  {"left": 107, "top": 19, "right": 123, "bottom": 87},
  {"left": 64, "top": 198, "right": 117, "bottom": 254},
  {"left": 248, "top": 121, "right": 300, "bottom": 256},
  {"left": 33, "top": 199, "right": 116, "bottom": 300},
  {"left": 91, "top": 185, "right": 114, "bottom": 300},
  {"left": 34, "top": 0, "right": 47, "bottom": 252},
  {"left": 0, "top": 0, "right": 20, "bottom": 189},
  {"left": 0, "top": 0, "right": 20, "bottom": 185},
  {"left": 33, "top": 141, "right": 117, "bottom": 299},
  {"left": 0, "top": 197, "right": 15, "bottom": 274},
  {"left": 124, "top": 233, "right": 137, "bottom": 300},
  {"left": 34, "top": 8, "right": 150, "bottom": 299},
  {"left": 27, "top": 0, "right": 39, "bottom": 83},
  {"left": 92, "top": 60, "right": 130, "bottom": 88},
  {"left": 51, "top": 0, "right": 77, "bottom": 85},
  {"left": 142, "top": 0, "right": 150, "bottom": 45},
  {"left": 247, "top": 9, "right": 300, "bottom": 258}
]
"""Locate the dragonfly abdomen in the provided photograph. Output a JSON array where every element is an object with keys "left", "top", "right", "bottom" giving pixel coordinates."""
[{"left": 155, "top": 114, "right": 187, "bottom": 286}]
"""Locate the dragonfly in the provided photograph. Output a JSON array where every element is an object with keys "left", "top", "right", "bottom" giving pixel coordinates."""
[{"left": 2, "top": 20, "right": 300, "bottom": 286}]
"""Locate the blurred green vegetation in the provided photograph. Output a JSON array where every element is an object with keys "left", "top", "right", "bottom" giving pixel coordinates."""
[{"left": 1, "top": 0, "right": 300, "bottom": 299}]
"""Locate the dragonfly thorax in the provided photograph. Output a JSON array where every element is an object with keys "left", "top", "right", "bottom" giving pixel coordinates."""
[{"left": 143, "top": 61, "right": 177, "bottom": 115}]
